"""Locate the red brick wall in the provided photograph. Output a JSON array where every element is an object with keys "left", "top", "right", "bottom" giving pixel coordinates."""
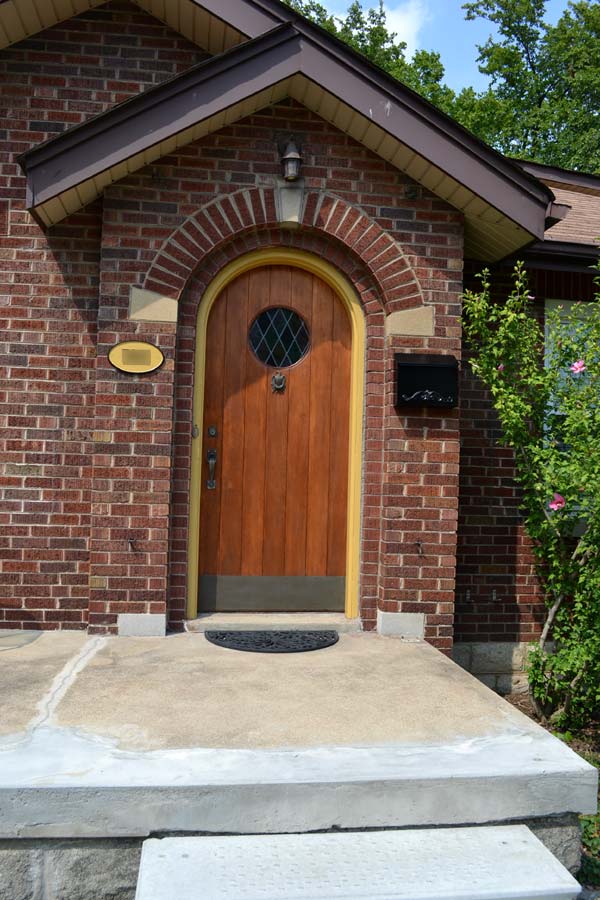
[
  {"left": 0, "top": 2, "right": 209, "bottom": 630},
  {"left": 95, "top": 101, "right": 464, "bottom": 644},
  {"left": 1, "top": 4, "right": 464, "bottom": 643},
  {"left": 454, "top": 263, "right": 597, "bottom": 643}
]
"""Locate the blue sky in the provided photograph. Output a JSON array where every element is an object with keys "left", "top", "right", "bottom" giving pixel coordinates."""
[{"left": 327, "top": 0, "right": 570, "bottom": 92}]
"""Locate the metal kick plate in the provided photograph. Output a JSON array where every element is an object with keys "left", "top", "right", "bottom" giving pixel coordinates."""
[{"left": 199, "top": 576, "right": 345, "bottom": 612}]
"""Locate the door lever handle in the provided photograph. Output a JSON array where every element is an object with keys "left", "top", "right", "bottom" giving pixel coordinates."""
[{"left": 207, "top": 449, "right": 217, "bottom": 490}]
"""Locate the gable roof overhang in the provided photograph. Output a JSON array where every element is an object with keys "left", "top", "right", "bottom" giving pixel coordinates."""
[
  {"left": 17, "top": 16, "right": 560, "bottom": 261},
  {"left": 0, "top": 0, "right": 250, "bottom": 56},
  {"left": 524, "top": 241, "right": 599, "bottom": 271},
  {"left": 0, "top": 0, "right": 298, "bottom": 54},
  {"left": 516, "top": 159, "right": 600, "bottom": 195}
]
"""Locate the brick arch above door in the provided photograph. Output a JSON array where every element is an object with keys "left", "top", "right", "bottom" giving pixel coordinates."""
[{"left": 142, "top": 187, "right": 425, "bottom": 316}]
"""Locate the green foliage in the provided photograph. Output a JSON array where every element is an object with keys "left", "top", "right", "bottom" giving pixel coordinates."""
[
  {"left": 579, "top": 752, "right": 600, "bottom": 887},
  {"left": 463, "top": 263, "right": 600, "bottom": 729},
  {"left": 580, "top": 812, "right": 600, "bottom": 886},
  {"left": 285, "top": 0, "right": 458, "bottom": 111},
  {"left": 461, "top": 0, "right": 600, "bottom": 170},
  {"left": 283, "top": 0, "right": 600, "bottom": 172}
]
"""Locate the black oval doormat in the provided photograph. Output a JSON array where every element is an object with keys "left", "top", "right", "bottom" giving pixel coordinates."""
[{"left": 204, "top": 630, "right": 339, "bottom": 653}]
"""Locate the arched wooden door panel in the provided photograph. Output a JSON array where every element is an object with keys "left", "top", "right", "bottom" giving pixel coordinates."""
[{"left": 198, "top": 264, "right": 351, "bottom": 612}]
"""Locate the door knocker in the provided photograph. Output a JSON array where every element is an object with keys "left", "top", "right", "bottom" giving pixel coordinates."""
[{"left": 271, "top": 371, "right": 286, "bottom": 394}]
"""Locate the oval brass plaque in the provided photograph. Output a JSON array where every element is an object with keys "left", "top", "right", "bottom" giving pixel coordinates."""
[{"left": 108, "top": 341, "right": 164, "bottom": 374}]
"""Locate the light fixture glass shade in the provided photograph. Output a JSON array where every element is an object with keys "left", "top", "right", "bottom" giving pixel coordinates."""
[{"left": 281, "top": 140, "right": 302, "bottom": 181}]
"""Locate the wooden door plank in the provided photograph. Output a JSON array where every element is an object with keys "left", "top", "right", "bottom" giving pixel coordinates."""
[
  {"left": 284, "top": 267, "right": 313, "bottom": 575},
  {"left": 326, "top": 293, "right": 351, "bottom": 575},
  {"left": 240, "top": 269, "right": 269, "bottom": 575},
  {"left": 200, "top": 263, "right": 352, "bottom": 606},
  {"left": 218, "top": 275, "right": 249, "bottom": 574},
  {"left": 198, "top": 289, "right": 227, "bottom": 576},
  {"left": 262, "top": 267, "right": 291, "bottom": 575},
  {"left": 305, "top": 279, "right": 334, "bottom": 575}
]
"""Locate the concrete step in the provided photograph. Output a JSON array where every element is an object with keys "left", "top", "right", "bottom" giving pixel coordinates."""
[
  {"left": 135, "top": 826, "right": 581, "bottom": 900},
  {"left": 185, "top": 612, "right": 362, "bottom": 633}
]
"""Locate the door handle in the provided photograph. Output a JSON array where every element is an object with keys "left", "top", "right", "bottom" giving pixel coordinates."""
[{"left": 207, "top": 449, "right": 217, "bottom": 490}]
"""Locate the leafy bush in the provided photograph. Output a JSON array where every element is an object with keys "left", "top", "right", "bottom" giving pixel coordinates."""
[
  {"left": 580, "top": 812, "right": 600, "bottom": 885},
  {"left": 463, "top": 263, "right": 600, "bottom": 728}
]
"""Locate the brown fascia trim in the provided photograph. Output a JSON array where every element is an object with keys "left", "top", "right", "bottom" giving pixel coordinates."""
[
  {"left": 182, "top": 0, "right": 281, "bottom": 39},
  {"left": 545, "top": 202, "right": 571, "bottom": 228},
  {"left": 515, "top": 159, "right": 600, "bottom": 193},
  {"left": 18, "top": 25, "right": 301, "bottom": 206},
  {"left": 18, "top": 15, "right": 553, "bottom": 236},
  {"left": 508, "top": 240, "right": 600, "bottom": 273},
  {"left": 192, "top": 0, "right": 554, "bottom": 210}
]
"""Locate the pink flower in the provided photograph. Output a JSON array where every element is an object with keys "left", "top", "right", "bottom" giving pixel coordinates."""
[
  {"left": 549, "top": 493, "right": 566, "bottom": 511},
  {"left": 497, "top": 363, "right": 505, "bottom": 372},
  {"left": 570, "top": 359, "right": 586, "bottom": 374},
  {"left": 527, "top": 294, "right": 535, "bottom": 301}
]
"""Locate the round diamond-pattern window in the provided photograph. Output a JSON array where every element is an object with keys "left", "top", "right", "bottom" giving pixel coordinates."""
[{"left": 249, "top": 307, "right": 310, "bottom": 368}]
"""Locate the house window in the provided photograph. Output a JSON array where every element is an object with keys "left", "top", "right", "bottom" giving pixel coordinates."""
[
  {"left": 544, "top": 298, "right": 590, "bottom": 423},
  {"left": 544, "top": 299, "right": 594, "bottom": 531}
]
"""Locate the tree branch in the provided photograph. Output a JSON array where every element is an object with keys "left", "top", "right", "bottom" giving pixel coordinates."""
[{"left": 539, "top": 591, "right": 563, "bottom": 654}]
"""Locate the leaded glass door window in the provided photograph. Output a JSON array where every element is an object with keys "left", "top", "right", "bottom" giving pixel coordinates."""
[{"left": 249, "top": 307, "right": 310, "bottom": 368}]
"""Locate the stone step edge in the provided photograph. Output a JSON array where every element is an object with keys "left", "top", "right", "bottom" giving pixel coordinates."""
[{"left": 135, "top": 825, "right": 581, "bottom": 900}]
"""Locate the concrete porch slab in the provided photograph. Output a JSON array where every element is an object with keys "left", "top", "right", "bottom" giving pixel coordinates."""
[
  {"left": 0, "top": 632, "right": 596, "bottom": 840},
  {"left": 0, "top": 630, "right": 87, "bottom": 736}
]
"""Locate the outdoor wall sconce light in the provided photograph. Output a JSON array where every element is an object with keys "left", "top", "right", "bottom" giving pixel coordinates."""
[
  {"left": 395, "top": 353, "right": 459, "bottom": 409},
  {"left": 280, "top": 138, "right": 302, "bottom": 181}
]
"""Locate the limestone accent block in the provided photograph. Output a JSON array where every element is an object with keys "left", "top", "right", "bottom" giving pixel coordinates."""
[
  {"left": 453, "top": 642, "right": 533, "bottom": 694},
  {"left": 117, "top": 614, "right": 166, "bottom": 637},
  {"left": 3, "top": 463, "right": 44, "bottom": 476},
  {"left": 129, "top": 287, "right": 177, "bottom": 323},
  {"left": 385, "top": 305, "right": 434, "bottom": 337},
  {"left": 135, "top": 827, "right": 581, "bottom": 900},
  {"left": 89, "top": 576, "right": 108, "bottom": 589},
  {"left": 377, "top": 609, "right": 425, "bottom": 639},
  {"left": 275, "top": 177, "right": 304, "bottom": 225},
  {"left": 453, "top": 641, "right": 529, "bottom": 675},
  {"left": 471, "top": 641, "right": 526, "bottom": 674}
]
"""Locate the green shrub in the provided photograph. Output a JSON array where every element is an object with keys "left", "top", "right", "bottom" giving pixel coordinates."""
[{"left": 463, "top": 263, "right": 600, "bottom": 728}]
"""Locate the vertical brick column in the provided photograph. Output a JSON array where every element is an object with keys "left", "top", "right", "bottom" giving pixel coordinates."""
[
  {"left": 88, "top": 193, "right": 179, "bottom": 634},
  {"left": 377, "top": 201, "right": 464, "bottom": 650}
]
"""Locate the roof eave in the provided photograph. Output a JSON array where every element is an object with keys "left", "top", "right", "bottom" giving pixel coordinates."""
[
  {"left": 18, "top": 24, "right": 301, "bottom": 209},
  {"left": 18, "top": 18, "right": 552, "bottom": 256},
  {"left": 191, "top": 0, "right": 554, "bottom": 209},
  {"left": 514, "top": 240, "right": 600, "bottom": 273}
]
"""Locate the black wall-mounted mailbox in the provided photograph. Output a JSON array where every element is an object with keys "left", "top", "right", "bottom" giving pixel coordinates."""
[{"left": 395, "top": 353, "right": 459, "bottom": 409}]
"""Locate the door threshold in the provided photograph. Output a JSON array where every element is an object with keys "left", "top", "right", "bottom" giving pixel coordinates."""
[{"left": 184, "top": 612, "right": 362, "bottom": 634}]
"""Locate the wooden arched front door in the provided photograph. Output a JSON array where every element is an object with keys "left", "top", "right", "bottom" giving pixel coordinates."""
[{"left": 198, "top": 264, "right": 351, "bottom": 612}]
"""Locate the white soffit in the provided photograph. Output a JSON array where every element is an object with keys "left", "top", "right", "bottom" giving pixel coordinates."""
[
  {"left": 0, "top": 0, "right": 103, "bottom": 48},
  {"left": 288, "top": 77, "right": 532, "bottom": 260},
  {"left": 32, "top": 79, "right": 293, "bottom": 228},
  {"left": 0, "top": 0, "right": 245, "bottom": 54},
  {"left": 31, "top": 72, "right": 532, "bottom": 260}
]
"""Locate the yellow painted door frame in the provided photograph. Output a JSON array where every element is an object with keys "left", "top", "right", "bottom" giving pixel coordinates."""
[{"left": 186, "top": 248, "right": 365, "bottom": 620}]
